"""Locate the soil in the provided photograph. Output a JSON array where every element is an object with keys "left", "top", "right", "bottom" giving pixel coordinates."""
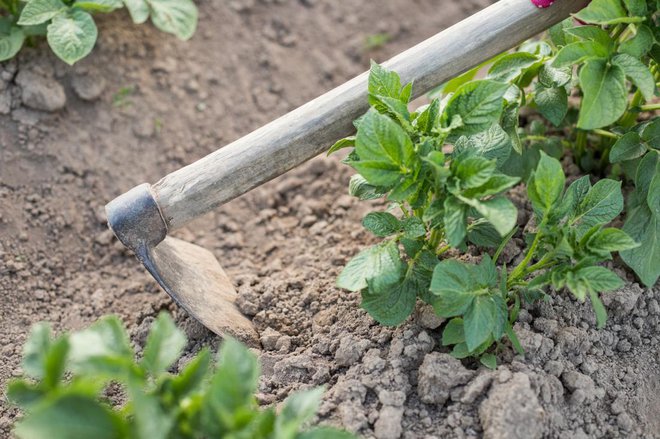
[{"left": 1, "top": 1, "right": 658, "bottom": 438}]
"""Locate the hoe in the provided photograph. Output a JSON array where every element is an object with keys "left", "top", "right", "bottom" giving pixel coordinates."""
[{"left": 105, "top": 0, "right": 590, "bottom": 346}]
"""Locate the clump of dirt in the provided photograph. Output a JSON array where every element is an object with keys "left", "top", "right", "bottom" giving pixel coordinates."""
[{"left": 1, "top": 0, "right": 658, "bottom": 438}]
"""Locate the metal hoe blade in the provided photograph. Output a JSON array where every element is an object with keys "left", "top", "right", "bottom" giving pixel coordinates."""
[{"left": 105, "top": 184, "right": 259, "bottom": 347}]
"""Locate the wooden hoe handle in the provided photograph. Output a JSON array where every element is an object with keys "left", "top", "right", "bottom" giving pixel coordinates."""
[{"left": 153, "top": 0, "right": 589, "bottom": 231}]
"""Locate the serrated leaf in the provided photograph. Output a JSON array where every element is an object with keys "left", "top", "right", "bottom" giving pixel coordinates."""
[
  {"left": 148, "top": 0, "right": 198, "bottom": 40},
  {"left": 611, "top": 53, "right": 656, "bottom": 101},
  {"left": 402, "top": 216, "right": 426, "bottom": 239},
  {"left": 574, "top": 0, "right": 644, "bottom": 25},
  {"left": 609, "top": 131, "right": 646, "bottom": 163},
  {"left": 578, "top": 59, "right": 627, "bottom": 130},
  {"left": 123, "top": 0, "right": 149, "bottom": 23},
  {"left": 442, "top": 80, "right": 509, "bottom": 137},
  {"left": 46, "top": 10, "right": 97, "bottom": 65},
  {"left": 528, "top": 152, "right": 565, "bottom": 213},
  {"left": 0, "top": 26, "right": 25, "bottom": 61},
  {"left": 18, "top": 0, "right": 67, "bottom": 26},
  {"left": 141, "top": 312, "right": 186, "bottom": 376},
  {"left": 369, "top": 60, "right": 403, "bottom": 102},
  {"left": 362, "top": 212, "right": 401, "bottom": 237},
  {"left": 414, "top": 99, "right": 440, "bottom": 133},
  {"left": 565, "top": 25, "right": 614, "bottom": 50},
  {"left": 337, "top": 241, "right": 402, "bottom": 292},
  {"left": 534, "top": 83, "right": 568, "bottom": 127},
  {"left": 552, "top": 41, "right": 610, "bottom": 68}
]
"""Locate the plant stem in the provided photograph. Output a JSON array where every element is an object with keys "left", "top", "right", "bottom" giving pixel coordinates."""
[
  {"left": 507, "top": 219, "right": 546, "bottom": 288},
  {"left": 640, "top": 103, "right": 660, "bottom": 112},
  {"left": 593, "top": 129, "right": 619, "bottom": 139},
  {"left": 619, "top": 90, "right": 643, "bottom": 128},
  {"left": 575, "top": 130, "right": 587, "bottom": 164},
  {"left": 610, "top": 24, "right": 625, "bottom": 40},
  {"left": 436, "top": 244, "right": 450, "bottom": 256}
]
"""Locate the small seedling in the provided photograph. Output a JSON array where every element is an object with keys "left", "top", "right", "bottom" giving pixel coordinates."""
[
  {"left": 7, "top": 312, "right": 355, "bottom": 439},
  {"left": 0, "top": 0, "right": 198, "bottom": 65}
]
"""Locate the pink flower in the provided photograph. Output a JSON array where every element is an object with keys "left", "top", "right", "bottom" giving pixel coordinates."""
[{"left": 531, "top": 0, "right": 554, "bottom": 8}]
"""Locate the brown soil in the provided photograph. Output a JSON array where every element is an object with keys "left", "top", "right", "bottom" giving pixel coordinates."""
[{"left": 1, "top": 1, "right": 658, "bottom": 438}]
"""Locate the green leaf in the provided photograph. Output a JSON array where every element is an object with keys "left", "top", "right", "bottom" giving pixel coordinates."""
[
  {"left": 539, "top": 63, "right": 572, "bottom": 88},
  {"left": 487, "top": 52, "right": 539, "bottom": 82},
  {"left": 480, "top": 353, "right": 497, "bottom": 369},
  {"left": 534, "top": 83, "right": 568, "bottom": 127},
  {"left": 611, "top": 53, "right": 656, "bottom": 101},
  {"left": 641, "top": 119, "right": 660, "bottom": 149},
  {"left": 429, "top": 260, "right": 477, "bottom": 317},
  {"left": 589, "top": 290, "right": 608, "bottom": 329},
  {"left": 168, "top": 348, "right": 211, "bottom": 400},
  {"left": 575, "top": 266, "right": 625, "bottom": 293},
  {"left": 337, "top": 241, "right": 402, "bottom": 292},
  {"left": 623, "top": 0, "right": 647, "bottom": 15},
  {"left": 141, "top": 312, "right": 186, "bottom": 376},
  {"left": 370, "top": 94, "right": 411, "bottom": 128},
  {"left": 6, "top": 381, "right": 45, "bottom": 409},
  {"left": 443, "top": 196, "right": 468, "bottom": 247},
  {"left": 348, "top": 174, "right": 385, "bottom": 200},
  {"left": 369, "top": 60, "right": 403, "bottom": 102},
  {"left": 68, "top": 315, "right": 133, "bottom": 377},
  {"left": 586, "top": 227, "right": 640, "bottom": 253},
  {"left": 298, "top": 428, "right": 357, "bottom": 439},
  {"left": 402, "top": 216, "right": 426, "bottom": 239},
  {"left": 46, "top": 9, "right": 97, "bottom": 65},
  {"left": 528, "top": 152, "right": 565, "bottom": 213},
  {"left": 362, "top": 272, "right": 416, "bottom": 326},
  {"left": 14, "top": 394, "right": 126, "bottom": 439},
  {"left": 454, "top": 156, "right": 496, "bottom": 189},
  {"left": 574, "top": 0, "right": 644, "bottom": 25},
  {"left": 565, "top": 25, "right": 615, "bottom": 50},
  {"left": 621, "top": 203, "right": 659, "bottom": 286},
  {"left": 201, "top": 338, "right": 259, "bottom": 433},
  {"left": 609, "top": 131, "right": 646, "bottom": 162},
  {"left": 618, "top": 24, "right": 654, "bottom": 58},
  {"left": 327, "top": 136, "right": 355, "bottom": 156},
  {"left": 18, "top": 0, "right": 67, "bottom": 26},
  {"left": 578, "top": 59, "right": 627, "bottom": 130},
  {"left": 0, "top": 26, "right": 25, "bottom": 61},
  {"left": 572, "top": 179, "right": 624, "bottom": 232},
  {"left": 352, "top": 109, "right": 414, "bottom": 186},
  {"left": 552, "top": 41, "right": 610, "bottom": 68},
  {"left": 362, "top": 212, "right": 401, "bottom": 237},
  {"left": 42, "top": 338, "right": 69, "bottom": 389},
  {"left": 73, "top": 0, "right": 123, "bottom": 12},
  {"left": 464, "top": 197, "right": 517, "bottom": 237},
  {"left": 442, "top": 318, "right": 465, "bottom": 345},
  {"left": 464, "top": 296, "right": 500, "bottom": 352},
  {"left": 275, "top": 387, "right": 324, "bottom": 439},
  {"left": 453, "top": 124, "right": 512, "bottom": 168},
  {"left": 148, "top": 0, "right": 198, "bottom": 40},
  {"left": 123, "top": 0, "right": 149, "bottom": 23},
  {"left": 442, "top": 80, "right": 509, "bottom": 136},
  {"left": 462, "top": 174, "right": 520, "bottom": 199},
  {"left": 22, "top": 323, "right": 52, "bottom": 380},
  {"left": 131, "top": 387, "right": 173, "bottom": 439}
]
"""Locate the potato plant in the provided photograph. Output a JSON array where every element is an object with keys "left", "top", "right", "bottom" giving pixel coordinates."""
[
  {"left": 0, "top": 0, "right": 197, "bottom": 65},
  {"left": 333, "top": 0, "right": 658, "bottom": 366},
  {"left": 7, "top": 313, "right": 354, "bottom": 439}
]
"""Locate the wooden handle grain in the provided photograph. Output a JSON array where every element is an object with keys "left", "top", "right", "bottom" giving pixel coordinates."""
[{"left": 153, "top": 0, "right": 588, "bottom": 231}]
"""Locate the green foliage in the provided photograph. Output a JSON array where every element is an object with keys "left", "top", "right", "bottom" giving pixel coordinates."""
[
  {"left": 7, "top": 313, "right": 353, "bottom": 439},
  {"left": 333, "top": 51, "right": 650, "bottom": 364},
  {"left": 0, "top": 0, "right": 198, "bottom": 65}
]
